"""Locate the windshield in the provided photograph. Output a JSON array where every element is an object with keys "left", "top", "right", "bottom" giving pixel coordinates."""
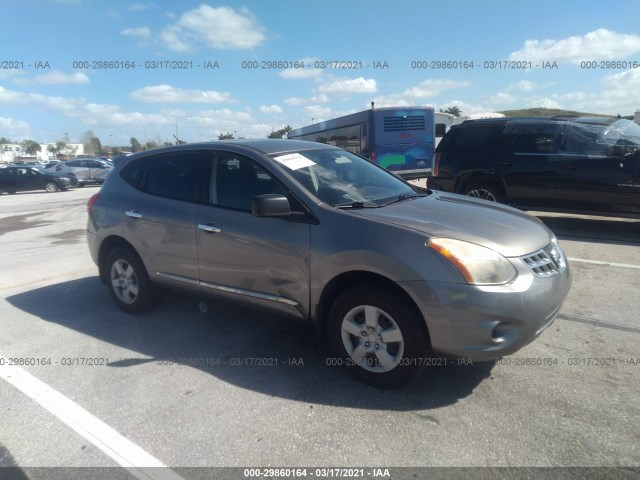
[
  {"left": 271, "top": 148, "right": 419, "bottom": 207},
  {"left": 563, "top": 119, "right": 640, "bottom": 155},
  {"left": 605, "top": 119, "right": 640, "bottom": 145}
]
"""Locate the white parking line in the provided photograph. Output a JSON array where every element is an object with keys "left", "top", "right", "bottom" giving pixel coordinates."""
[
  {"left": 568, "top": 257, "right": 640, "bottom": 270},
  {"left": 0, "top": 357, "right": 183, "bottom": 480}
]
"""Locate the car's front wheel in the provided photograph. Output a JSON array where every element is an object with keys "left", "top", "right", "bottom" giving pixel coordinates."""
[
  {"left": 327, "top": 284, "right": 430, "bottom": 388},
  {"left": 45, "top": 181, "right": 60, "bottom": 192},
  {"left": 105, "top": 248, "right": 158, "bottom": 314}
]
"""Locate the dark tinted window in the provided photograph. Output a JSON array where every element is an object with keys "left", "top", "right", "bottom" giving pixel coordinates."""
[
  {"left": 120, "top": 157, "right": 148, "bottom": 188},
  {"left": 145, "top": 152, "right": 201, "bottom": 202},
  {"left": 505, "top": 123, "right": 559, "bottom": 154},
  {"left": 211, "top": 154, "right": 287, "bottom": 211},
  {"left": 448, "top": 124, "right": 503, "bottom": 151}
]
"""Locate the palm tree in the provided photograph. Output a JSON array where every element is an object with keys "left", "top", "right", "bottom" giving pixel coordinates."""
[{"left": 443, "top": 106, "right": 462, "bottom": 117}]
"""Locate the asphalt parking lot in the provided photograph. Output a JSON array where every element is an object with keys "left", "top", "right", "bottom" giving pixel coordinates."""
[{"left": 0, "top": 187, "right": 639, "bottom": 479}]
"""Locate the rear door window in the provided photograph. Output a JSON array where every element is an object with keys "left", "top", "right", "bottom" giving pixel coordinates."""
[
  {"left": 143, "top": 152, "right": 202, "bottom": 203},
  {"left": 505, "top": 123, "right": 559, "bottom": 154}
]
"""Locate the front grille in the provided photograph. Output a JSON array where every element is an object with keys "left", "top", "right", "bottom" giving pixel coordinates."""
[{"left": 521, "top": 240, "right": 567, "bottom": 277}]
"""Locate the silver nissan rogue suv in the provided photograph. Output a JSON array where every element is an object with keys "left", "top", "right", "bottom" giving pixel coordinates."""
[{"left": 87, "top": 140, "right": 572, "bottom": 387}]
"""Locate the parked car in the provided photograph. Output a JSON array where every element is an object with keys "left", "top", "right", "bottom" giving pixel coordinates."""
[
  {"left": 430, "top": 116, "right": 640, "bottom": 217},
  {"left": 0, "top": 166, "right": 78, "bottom": 193},
  {"left": 63, "top": 158, "right": 112, "bottom": 186},
  {"left": 87, "top": 140, "right": 572, "bottom": 387}
]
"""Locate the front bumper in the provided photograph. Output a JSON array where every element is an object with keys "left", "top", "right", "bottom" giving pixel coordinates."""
[{"left": 401, "top": 260, "right": 572, "bottom": 361}]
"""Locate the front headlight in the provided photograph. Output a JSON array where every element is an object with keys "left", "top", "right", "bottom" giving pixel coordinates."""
[{"left": 427, "top": 237, "right": 517, "bottom": 285}]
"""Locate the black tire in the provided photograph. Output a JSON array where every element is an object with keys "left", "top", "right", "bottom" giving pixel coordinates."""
[
  {"left": 105, "top": 247, "right": 158, "bottom": 314},
  {"left": 327, "top": 284, "right": 430, "bottom": 388},
  {"left": 461, "top": 182, "right": 505, "bottom": 203},
  {"left": 45, "top": 181, "right": 60, "bottom": 193}
]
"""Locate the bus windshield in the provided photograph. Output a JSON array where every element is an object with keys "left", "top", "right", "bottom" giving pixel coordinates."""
[{"left": 271, "top": 148, "right": 419, "bottom": 207}]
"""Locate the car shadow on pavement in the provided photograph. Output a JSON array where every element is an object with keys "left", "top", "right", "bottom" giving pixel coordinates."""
[
  {"left": 534, "top": 214, "right": 640, "bottom": 245},
  {"left": 6, "top": 277, "right": 494, "bottom": 410}
]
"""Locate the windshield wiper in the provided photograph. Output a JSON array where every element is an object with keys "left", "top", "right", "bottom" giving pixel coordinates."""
[
  {"left": 336, "top": 201, "right": 381, "bottom": 209},
  {"left": 382, "top": 193, "right": 425, "bottom": 206}
]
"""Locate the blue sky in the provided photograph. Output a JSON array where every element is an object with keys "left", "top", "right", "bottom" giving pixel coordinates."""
[{"left": 1, "top": 0, "right": 640, "bottom": 146}]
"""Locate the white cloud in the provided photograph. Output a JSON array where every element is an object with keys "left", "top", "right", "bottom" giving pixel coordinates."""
[
  {"left": 15, "top": 71, "right": 90, "bottom": 86},
  {"left": 160, "top": 5, "right": 266, "bottom": 52},
  {"left": 159, "top": 26, "right": 191, "bottom": 53},
  {"left": 0, "top": 117, "right": 30, "bottom": 136},
  {"left": 129, "top": 85, "right": 232, "bottom": 104},
  {"left": 278, "top": 57, "right": 322, "bottom": 79},
  {"left": 509, "top": 29, "right": 640, "bottom": 64},
  {"left": 506, "top": 80, "right": 543, "bottom": 92},
  {"left": 0, "top": 86, "right": 173, "bottom": 133},
  {"left": 373, "top": 79, "right": 471, "bottom": 106},
  {"left": 259, "top": 105, "right": 283, "bottom": 114},
  {"left": 121, "top": 26, "right": 151, "bottom": 38},
  {"left": 486, "top": 92, "right": 518, "bottom": 105},
  {"left": 284, "top": 94, "right": 329, "bottom": 106},
  {"left": 279, "top": 68, "right": 323, "bottom": 80},
  {"left": 304, "top": 105, "right": 333, "bottom": 120},
  {"left": 315, "top": 77, "right": 377, "bottom": 96}
]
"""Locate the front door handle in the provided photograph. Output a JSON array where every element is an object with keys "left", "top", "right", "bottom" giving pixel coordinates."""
[
  {"left": 198, "top": 223, "right": 222, "bottom": 234},
  {"left": 125, "top": 210, "right": 143, "bottom": 219}
]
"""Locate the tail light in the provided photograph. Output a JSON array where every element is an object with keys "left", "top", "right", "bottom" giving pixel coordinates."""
[
  {"left": 371, "top": 151, "right": 377, "bottom": 163},
  {"left": 432, "top": 153, "right": 440, "bottom": 177},
  {"left": 87, "top": 193, "right": 101, "bottom": 214}
]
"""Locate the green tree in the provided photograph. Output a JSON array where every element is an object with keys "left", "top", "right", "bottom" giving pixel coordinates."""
[
  {"left": 22, "top": 139, "right": 41, "bottom": 155},
  {"left": 47, "top": 144, "right": 58, "bottom": 157},
  {"left": 130, "top": 137, "right": 142, "bottom": 152},
  {"left": 81, "top": 130, "right": 102, "bottom": 155},
  {"left": 218, "top": 132, "right": 235, "bottom": 140},
  {"left": 0, "top": 137, "right": 11, "bottom": 144},
  {"left": 56, "top": 141, "right": 67, "bottom": 156},
  {"left": 89, "top": 137, "right": 102, "bottom": 155},
  {"left": 145, "top": 140, "right": 158, "bottom": 150},
  {"left": 267, "top": 125, "right": 292, "bottom": 139}
]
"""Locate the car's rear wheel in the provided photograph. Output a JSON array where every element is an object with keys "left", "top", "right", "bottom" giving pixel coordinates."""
[
  {"left": 462, "top": 182, "right": 504, "bottom": 203},
  {"left": 105, "top": 248, "right": 158, "bottom": 314},
  {"left": 45, "top": 181, "right": 60, "bottom": 193},
  {"left": 327, "top": 284, "right": 430, "bottom": 388}
]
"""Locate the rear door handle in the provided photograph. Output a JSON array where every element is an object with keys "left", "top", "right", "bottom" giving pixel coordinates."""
[
  {"left": 198, "top": 223, "right": 222, "bottom": 234},
  {"left": 125, "top": 210, "right": 143, "bottom": 219}
]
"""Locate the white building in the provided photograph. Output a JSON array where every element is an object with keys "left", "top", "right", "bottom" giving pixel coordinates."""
[
  {"left": 39, "top": 143, "right": 85, "bottom": 161},
  {"left": 0, "top": 142, "right": 86, "bottom": 163},
  {"left": 0, "top": 144, "right": 25, "bottom": 163}
]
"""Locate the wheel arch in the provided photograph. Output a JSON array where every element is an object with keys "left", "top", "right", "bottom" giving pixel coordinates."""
[
  {"left": 97, "top": 236, "right": 142, "bottom": 284},
  {"left": 315, "top": 271, "right": 430, "bottom": 347},
  {"left": 456, "top": 172, "right": 507, "bottom": 199}
]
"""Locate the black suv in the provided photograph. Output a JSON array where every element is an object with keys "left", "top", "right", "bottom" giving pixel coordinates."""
[{"left": 430, "top": 116, "right": 640, "bottom": 217}]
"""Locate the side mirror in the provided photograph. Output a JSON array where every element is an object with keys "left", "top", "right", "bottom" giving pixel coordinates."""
[{"left": 252, "top": 194, "right": 291, "bottom": 217}]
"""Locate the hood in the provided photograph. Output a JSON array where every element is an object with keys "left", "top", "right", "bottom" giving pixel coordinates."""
[{"left": 351, "top": 191, "right": 553, "bottom": 257}]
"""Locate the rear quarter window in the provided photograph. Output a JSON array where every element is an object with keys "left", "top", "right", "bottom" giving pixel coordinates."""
[
  {"left": 120, "top": 157, "right": 148, "bottom": 188},
  {"left": 446, "top": 125, "right": 504, "bottom": 152}
]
